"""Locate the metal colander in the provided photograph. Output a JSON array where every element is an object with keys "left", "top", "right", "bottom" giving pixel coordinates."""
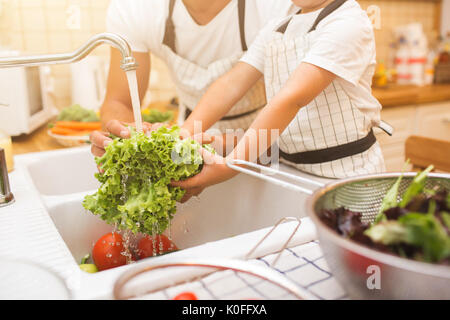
[
  {"left": 227, "top": 160, "right": 450, "bottom": 300},
  {"left": 313, "top": 174, "right": 450, "bottom": 223}
]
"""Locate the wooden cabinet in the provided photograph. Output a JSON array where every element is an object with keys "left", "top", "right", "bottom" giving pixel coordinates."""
[
  {"left": 376, "top": 101, "right": 450, "bottom": 172},
  {"left": 415, "top": 102, "right": 450, "bottom": 140}
]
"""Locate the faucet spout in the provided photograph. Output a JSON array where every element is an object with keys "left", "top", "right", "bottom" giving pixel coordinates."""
[
  {"left": 0, "top": 148, "right": 14, "bottom": 207},
  {"left": 0, "top": 33, "right": 138, "bottom": 71}
]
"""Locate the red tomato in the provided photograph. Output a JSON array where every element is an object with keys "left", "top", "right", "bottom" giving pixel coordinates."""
[
  {"left": 173, "top": 292, "right": 198, "bottom": 300},
  {"left": 137, "top": 234, "right": 178, "bottom": 259},
  {"left": 92, "top": 232, "right": 128, "bottom": 271}
]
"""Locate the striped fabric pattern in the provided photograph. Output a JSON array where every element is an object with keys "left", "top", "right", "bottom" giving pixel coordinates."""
[
  {"left": 264, "top": 33, "right": 385, "bottom": 178},
  {"left": 162, "top": 46, "right": 267, "bottom": 132},
  {"left": 132, "top": 241, "right": 348, "bottom": 300}
]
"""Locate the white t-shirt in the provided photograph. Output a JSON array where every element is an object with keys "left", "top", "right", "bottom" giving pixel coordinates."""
[
  {"left": 241, "top": 0, "right": 382, "bottom": 122},
  {"left": 107, "top": 0, "right": 298, "bottom": 67}
]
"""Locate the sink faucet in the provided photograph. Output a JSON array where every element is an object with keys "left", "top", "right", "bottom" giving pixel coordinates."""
[
  {"left": 0, "top": 32, "right": 138, "bottom": 71},
  {"left": 0, "top": 33, "right": 138, "bottom": 207}
]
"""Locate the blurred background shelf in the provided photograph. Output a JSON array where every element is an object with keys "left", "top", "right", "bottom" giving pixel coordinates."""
[{"left": 373, "top": 83, "right": 450, "bottom": 107}]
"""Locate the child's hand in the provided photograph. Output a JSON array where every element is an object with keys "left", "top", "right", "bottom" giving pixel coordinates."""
[
  {"left": 190, "top": 132, "right": 231, "bottom": 156},
  {"left": 171, "top": 148, "right": 238, "bottom": 203}
]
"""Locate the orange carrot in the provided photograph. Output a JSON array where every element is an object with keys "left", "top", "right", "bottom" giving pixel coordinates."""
[
  {"left": 51, "top": 126, "right": 91, "bottom": 136},
  {"left": 54, "top": 121, "right": 101, "bottom": 131}
]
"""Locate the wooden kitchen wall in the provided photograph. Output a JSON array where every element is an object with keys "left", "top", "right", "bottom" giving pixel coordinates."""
[{"left": 0, "top": 0, "right": 443, "bottom": 110}]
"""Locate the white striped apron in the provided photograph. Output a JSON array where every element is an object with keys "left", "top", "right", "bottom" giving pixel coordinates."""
[
  {"left": 161, "top": 0, "right": 266, "bottom": 133},
  {"left": 264, "top": 0, "right": 385, "bottom": 179}
]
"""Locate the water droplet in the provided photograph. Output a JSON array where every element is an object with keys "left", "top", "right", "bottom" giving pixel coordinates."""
[
  {"left": 152, "top": 224, "right": 157, "bottom": 257},
  {"left": 168, "top": 222, "right": 172, "bottom": 240}
]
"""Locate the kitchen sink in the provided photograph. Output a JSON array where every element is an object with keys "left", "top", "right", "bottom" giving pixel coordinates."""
[
  {"left": 11, "top": 147, "right": 326, "bottom": 299},
  {"left": 47, "top": 169, "right": 308, "bottom": 264}
]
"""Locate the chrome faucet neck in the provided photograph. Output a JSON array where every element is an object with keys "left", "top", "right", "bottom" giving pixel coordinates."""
[
  {"left": 0, "top": 148, "right": 14, "bottom": 207},
  {"left": 0, "top": 32, "right": 138, "bottom": 71},
  {"left": 0, "top": 33, "right": 138, "bottom": 207}
]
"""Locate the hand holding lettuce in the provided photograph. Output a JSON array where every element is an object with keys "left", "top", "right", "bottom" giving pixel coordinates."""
[{"left": 83, "top": 126, "right": 211, "bottom": 235}]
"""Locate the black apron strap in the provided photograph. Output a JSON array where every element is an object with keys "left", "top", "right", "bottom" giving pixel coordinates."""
[
  {"left": 276, "top": 9, "right": 302, "bottom": 33},
  {"left": 163, "top": 0, "right": 248, "bottom": 53},
  {"left": 308, "top": 0, "right": 347, "bottom": 32},
  {"left": 185, "top": 104, "right": 263, "bottom": 121},
  {"left": 280, "top": 129, "right": 377, "bottom": 164},
  {"left": 162, "top": 0, "right": 177, "bottom": 52},
  {"left": 274, "top": 0, "right": 375, "bottom": 164},
  {"left": 238, "top": 0, "right": 247, "bottom": 51},
  {"left": 276, "top": 0, "right": 347, "bottom": 34}
]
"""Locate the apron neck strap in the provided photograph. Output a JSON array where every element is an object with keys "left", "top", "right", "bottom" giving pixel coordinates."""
[
  {"left": 238, "top": 0, "right": 247, "bottom": 51},
  {"left": 162, "top": 0, "right": 177, "bottom": 52},
  {"left": 308, "top": 0, "right": 347, "bottom": 32},
  {"left": 163, "top": 0, "right": 248, "bottom": 54},
  {"left": 276, "top": 0, "right": 347, "bottom": 34}
]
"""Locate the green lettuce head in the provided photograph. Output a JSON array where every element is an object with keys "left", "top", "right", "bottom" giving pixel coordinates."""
[{"left": 83, "top": 126, "right": 208, "bottom": 235}]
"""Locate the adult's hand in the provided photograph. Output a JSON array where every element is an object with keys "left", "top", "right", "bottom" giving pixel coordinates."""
[{"left": 89, "top": 119, "right": 152, "bottom": 157}]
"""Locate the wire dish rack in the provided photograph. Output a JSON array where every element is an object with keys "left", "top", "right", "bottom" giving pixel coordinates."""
[
  {"left": 113, "top": 217, "right": 342, "bottom": 300},
  {"left": 115, "top": 242, "right": 347, "bottom": 300}
]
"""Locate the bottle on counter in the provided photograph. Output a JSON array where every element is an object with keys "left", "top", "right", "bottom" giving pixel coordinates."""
[
  {"left": 386, "top": 42, "right": 398, "bottom": 83},
  {"left": 395, "top": 36, "right": 411, "bottom": 85},
  {"left": 408, "top": 24, "right": 428, "bottom": 86},
  {"left": 373, "top": 61, "right": 388, "bottom": 87},
  {"left": 0, "top": 129, "right": 14, "bottom": 172},
  {"left": 438, "top": 33, "right": 450, "bottom": 63},
  {"left": 424, "top": 36, "right": 439, "bottom": 85},
  {"left": 433, "top": 34, "right": 450, "bottom": 84}
]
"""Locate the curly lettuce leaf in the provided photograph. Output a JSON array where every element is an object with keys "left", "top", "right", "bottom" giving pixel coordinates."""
[{"left": 83, "top": 126, "right": 206, "bottom": 235}]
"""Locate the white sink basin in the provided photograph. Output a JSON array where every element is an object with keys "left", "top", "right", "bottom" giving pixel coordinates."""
[
  {"left": 27, "top": 147, "right": 99, "bottom": 196},
  {"left": 47, "top": 200, "right": 112, "bottom": 263},
  {"left": 47, "top": 171, "right": 308, "bottom": 264}
]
